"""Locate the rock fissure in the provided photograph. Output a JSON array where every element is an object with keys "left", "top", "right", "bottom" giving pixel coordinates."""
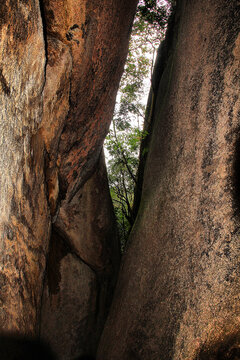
[
  {"left": 97, "top": 1, "right": 240, "bottom": 359},
  {"left": 1, "top": 1, "right": 239, "bottom": 359},
  {"left": 37, "top": 1, "right": 137, "bottom": 358},
  {"left": 39, "top": 0, "right": 49, "bottom": 60}
]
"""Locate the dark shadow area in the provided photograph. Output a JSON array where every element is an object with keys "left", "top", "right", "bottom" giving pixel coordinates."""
[
  {"left": 196, "top": 333, "right": 240, "bottom": 360},
  {"left": 0, "top": 335, "right": 97, "bottom": 359},
  {"left": 46, "top": 226, "right": 71, "bottom": 296},
  {"left": 38, "top": 0, "right": 49, "bottom": 58},
  {"left": 0, "top": 335, "right": 57, "bottom": 360}
]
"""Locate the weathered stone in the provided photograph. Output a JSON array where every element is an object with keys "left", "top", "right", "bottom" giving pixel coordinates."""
[
  {"left": 0, "top": 0, "right": 137, "bottom": 352},
  {"left": 41, "top": 154, "right": 120, "bottom": 359},
  {"left": 55, "top": 152, "right": 120, "bottom": 273},
  {"left": 0, "top": 0, "right": 49, "bottom": 334},
  {"left": 40, "top": 36, "right": 72, "bottom": 217},
  {"left": 41, "top": 0, "right": 139, "bottom": 200},
  {"left": 97, "top": 1, "right": 240, "bottom": 359},
  {"left": 39, "top": 0, "right": 137, "bottom": 357},
  {"left": 41, "top": 240, "right": 97, "bottom": 360}
]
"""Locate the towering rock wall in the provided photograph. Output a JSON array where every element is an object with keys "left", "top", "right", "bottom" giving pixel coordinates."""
[
  {"left": 39, "top": 1, "right": 139, "bottom": 357},
  {"left": 97, "top": 1, "right": 240, "bottom": 359},
  {"left": 0, "top": 0, "right": 137, "bottom": 358},
  {"left": 0, "top": 0, "right": 48, "bottom": 335},
  {"left": 40, "top": 152, "right": 120, "bottom": 359}
]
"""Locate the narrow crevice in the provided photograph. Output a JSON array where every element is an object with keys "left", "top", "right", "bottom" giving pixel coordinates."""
[
  {"left": 39, "top": 0, "right": 49, "bottom": 59},
  {"left": 132, "top": 5, "right": 178, "bottom": 223}
]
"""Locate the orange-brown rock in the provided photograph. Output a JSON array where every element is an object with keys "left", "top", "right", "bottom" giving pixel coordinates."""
[
  {"left": 41, "top": 0, "right": 139, "bottom": 200},
  {"left": 38, "top": 0, "right": 137, "bottom": 357},
  {"left": 0, "top": 0, "right": 137, "bottom": 355},
  {"left": 40, "top": 36, "right": 72, "bottom": 217},
  {"left": 97, "top": 1, "right": 240, "bottom": 359},
  {"left": 0, "top": 1, "right": 49, "bottom": 334}
]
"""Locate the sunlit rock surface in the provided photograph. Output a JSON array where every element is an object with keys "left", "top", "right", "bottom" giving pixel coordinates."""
[{"left": 97, "top": 1, "right": 240, "bottom": 359}]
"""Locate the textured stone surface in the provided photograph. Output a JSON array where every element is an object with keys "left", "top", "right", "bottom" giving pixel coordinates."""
[
  {"left": 55, "top": 153, "right": 120, "bottom": 273},
  {"left": 39, "top": 0, "right": 137, "bottom": 357},
  {"left": 40, "top": 36, "right": 72, "bottom": 218},
  {"left": 41, "top": 0, "right": 139, "bottom": 200},
  {"left": 97, "top": 1, "right": 240, "bottom": 359},
  {"left": 0, "top": 0, "right": 49, "bottom": 334},
  {"left": 0, "top": 0, "right": 137, "bottom": 352},
  {"left": 41, "top": 247, "right": 97, "bottom": 360},
  {"left": 41, "top": 154, "right": 120, "bottom": 359}
]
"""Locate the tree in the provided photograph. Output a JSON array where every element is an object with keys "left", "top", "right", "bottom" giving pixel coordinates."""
[{"left": 105, "top": 0, "right": 172, "bottom": 250}]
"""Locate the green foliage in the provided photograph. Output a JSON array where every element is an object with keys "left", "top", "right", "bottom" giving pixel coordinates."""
[
  {"left": 137, "top": 0, "right": 169, "bottom": 28},
  {"left": 105, "top": 0, "right": 172, "bottom": 251},
  {"left": 105, "top": 124, "right": 145, "bottom": 251}
]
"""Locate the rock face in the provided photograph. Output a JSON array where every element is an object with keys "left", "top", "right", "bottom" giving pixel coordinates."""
[
  {"left": 0, "top": 0, "right": 48, "bottom": 334},
  {"left": 41, "top": 0, "right": 139, "bottom": 200},
  {"left": 2, "top": 0, "right": 239, "bottom": 359},
  {"left": 97, "top": 1, "right": 240, "bottom": 359},
  {"left": 39, "top": 1, "right": 137, "bottom": 357},
  {"left": 0, "top": 0, "right": 137, "bottom": 358},
  {"left": 41, "top": 153, "right": 120, "bottom": 359}
]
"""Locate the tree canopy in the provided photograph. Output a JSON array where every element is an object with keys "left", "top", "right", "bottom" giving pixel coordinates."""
[{"left": 105, "top": 0, "right": 172, "bottom": 250}]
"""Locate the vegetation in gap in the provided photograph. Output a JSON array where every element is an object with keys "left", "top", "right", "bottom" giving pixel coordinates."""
[{"left": 105, "top": 0, "right": 172, "bottom": 251}]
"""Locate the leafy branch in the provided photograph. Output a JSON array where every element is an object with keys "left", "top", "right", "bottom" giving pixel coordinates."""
[{"left": 105, "top": 0, "right": 172, "bottom": 251}]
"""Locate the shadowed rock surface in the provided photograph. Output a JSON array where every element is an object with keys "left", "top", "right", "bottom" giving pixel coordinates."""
[
  {"left": 1, "top": 0, "right": 240, "bottom": 359},
  {"left": 97, "top": 1, "right": 240, "bottom": 359},
  {"left": 39, "top": 0, "right": 138, "bottom": 356},
  {"left": 0, "top": 334, "right": 57, "bottom": 360},
  {"left": 0, "top": 0, "right": 137, "bottom": 358},
  {"left": 41, "top": 153, "right": 120, "bottom": 359}
]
